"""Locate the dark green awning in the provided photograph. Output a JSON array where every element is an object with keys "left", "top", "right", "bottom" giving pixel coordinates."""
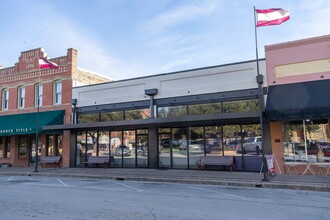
[{"left": 0, "top": 110, "right": 64, "bottom": 136}]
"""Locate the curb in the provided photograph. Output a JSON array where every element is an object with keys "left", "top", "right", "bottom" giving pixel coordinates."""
[{"left": 1, "top": 172, "right": 329, "bottom": 192}]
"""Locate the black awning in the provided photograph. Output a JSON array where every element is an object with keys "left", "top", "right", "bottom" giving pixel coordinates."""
[{"left": 265, "top": 80, "right": 330, "bottom": 121}]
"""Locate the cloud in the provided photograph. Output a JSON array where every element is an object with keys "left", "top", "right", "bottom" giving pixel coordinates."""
[{"left": 144, "top": 2, "right": 220, "bottom": 35}]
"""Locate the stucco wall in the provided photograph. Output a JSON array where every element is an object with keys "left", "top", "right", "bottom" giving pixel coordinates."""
[
  {"left": 265, "top": 34, "right": 330, "bottom": 86},
  {"left": 73, "top": 60, "right": 266, "bottom": 107}
]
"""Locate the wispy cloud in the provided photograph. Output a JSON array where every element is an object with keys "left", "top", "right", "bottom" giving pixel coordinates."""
[{"left": 144, "top": 2, "right": 220, "bottom": 35}]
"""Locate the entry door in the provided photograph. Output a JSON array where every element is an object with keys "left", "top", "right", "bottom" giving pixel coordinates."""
[
  {"left": 159, "top": 133, "right": 171, "bottom": 168},
  {"left": 29, "top": 135, "right": 41, "bottom": 166}
]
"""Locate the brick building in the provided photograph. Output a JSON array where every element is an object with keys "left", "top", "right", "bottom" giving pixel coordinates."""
[{"left": 0, "top": 48, "right": 109, "bottom": 167}]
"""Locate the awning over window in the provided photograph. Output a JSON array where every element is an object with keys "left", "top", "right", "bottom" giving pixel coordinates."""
[
  {"left": 0, "top": 110, "right": 64, "bottom": 136},
  {"left": 265, "top": 80, "right": 330, "bottom": 121}
]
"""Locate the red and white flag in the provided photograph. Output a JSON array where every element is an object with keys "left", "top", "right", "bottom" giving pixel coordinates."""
[
  {"left": 38, "top": 57, "right": 59, "bottom": 69},
  {"left": 256, "top": 8, "right": 290, "bottom": 27}
]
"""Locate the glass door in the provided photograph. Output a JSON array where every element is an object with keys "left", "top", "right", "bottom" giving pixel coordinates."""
[
  {"left": 159, "top": 132, "right": 171, "bottom": 168},
  {"left": 28, "top": 135, "right": 40, "bottom": 166},
  {"left": 136, "top": 131, "right": 148, "bottom": 168}
]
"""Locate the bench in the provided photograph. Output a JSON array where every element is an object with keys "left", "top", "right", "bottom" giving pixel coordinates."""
[
  {"left": 83, "top": 156, "right": 110, "bottom": 168},
  {"left": 39, "top": 156, "right": 61, "bottom": 168},
  {"left": 197, "top": 156, "right": 235, "bottom": 172}
]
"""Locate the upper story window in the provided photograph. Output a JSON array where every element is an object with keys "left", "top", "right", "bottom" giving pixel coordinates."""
[
  {"left": 18, "top": 86, "right": 25, "bottom": 109},
  {"left": 53, "top": 80, "right": 62, "bottom": 105},
  {"left": 2, "top": 89, "right": 9, "bottom": 110},
  {"left": 35, "top": 83, "right": 43, "bottom": 107}
]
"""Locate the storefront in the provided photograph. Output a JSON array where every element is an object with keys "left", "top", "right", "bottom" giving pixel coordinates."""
[
  {"left": 265, "top": 34, "right": 330, "bottom": 175},
  {"left": 45, "top": 60, "right": 271, "bottom": 171},
  {"left": 0, "top": 110, "right": 64, "bottom": 166}
]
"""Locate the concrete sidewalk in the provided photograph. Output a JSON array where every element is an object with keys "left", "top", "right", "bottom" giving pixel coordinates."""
[{"left": 0, "top": 166, "right": 329, "bottom": 192}]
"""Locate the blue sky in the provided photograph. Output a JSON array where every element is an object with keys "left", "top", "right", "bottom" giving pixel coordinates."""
[{"left": 0, "top": 0, "right": 329, "bottom": 80}]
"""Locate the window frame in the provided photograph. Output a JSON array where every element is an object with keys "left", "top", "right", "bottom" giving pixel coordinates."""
[
  {"left": 2, "top": 88, "right": 9, "bottom": 110},
  {"left": 18, "top": 86, "right": 25, "bottom": 109},
  {"left": 35, "top": 83, "right": 43, "bottom": 107},
  {"left": 53, "top": 80, "right": 62, "bottom": 105}
]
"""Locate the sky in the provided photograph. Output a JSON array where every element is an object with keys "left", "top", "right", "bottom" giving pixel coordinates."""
[{"left": 0, "top": 0, "right": 329, "bottom": 80}]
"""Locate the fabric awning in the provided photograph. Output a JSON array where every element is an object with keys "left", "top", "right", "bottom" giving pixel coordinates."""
[
  {"left": 0, "top": 110, "right": 64, "bottom": 136},
  {"left": 265, "top": 80, "right": 330, "bottom": 121}
]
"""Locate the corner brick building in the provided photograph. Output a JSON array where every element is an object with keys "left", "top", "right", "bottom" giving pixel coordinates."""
[{"left": 0, "top": 48, "right": 109, "bottom": 167}]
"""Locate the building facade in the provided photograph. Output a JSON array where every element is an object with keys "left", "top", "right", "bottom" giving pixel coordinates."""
[
  {"left": 0, "top": 48, "right": 109, "bottom": 167},
  {"left": 46, "top": 60, "right": 271, "bottom": 171},
  {"left": 265, "top": 34, "right": 330, "bottom": 175}
]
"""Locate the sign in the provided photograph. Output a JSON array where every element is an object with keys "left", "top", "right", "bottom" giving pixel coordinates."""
[{"left": 266, "top": 154, "right": 275, "bottom": 174}]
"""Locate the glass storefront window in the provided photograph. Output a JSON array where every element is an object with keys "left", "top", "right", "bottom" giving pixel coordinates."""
[
  {"left": 0, "top": 137, "right": 10, "bottom": 158},
  {"left": 242, "top": 124, "right": 262, "bottom": 155},
  {"left": 6, "top": 137, "right": 10, "bottom": 158},
  {"left": 188, "top": 103, "right": 221, "bottom": 115},
  {"left": 223, "top": 99, "right": 259, "bottom": 113},
  {"left": 223, "top": 125, "right": 242, "bottom": 157},
  {"left": 0, "top": 137, "right": 3, "bottom": 158},
  {"left": 125, "top": 109, "right": 150, "bottom": 120},
  {"left": 57, "top": 135, "right": 63, "bottom": 156},
  {"left": 98, "top": 131, "right": 110, "bottom": 156},
  {"left": 205, "top": 126, "right": 222, "bottom": 156},
  {"left": 47, "top": 135, "right": 54, "bottom": 156},
  {"left": 87, "top": 131, "right": 98, "bottom": 156},
  {"left": 101, "top": 111, "right": 124, "bottom": 121},
  {"left": 157, "top": 106, "right": 187, "bottom": 118},
  {"left": 78, "top": 113, "right": 100, "bottom": 123},
  {"left": 19, "top": 137, "right": 28, "bottom": 158},
  {"left": 282, "top": 121, "right": 330, "bottom": 162}
]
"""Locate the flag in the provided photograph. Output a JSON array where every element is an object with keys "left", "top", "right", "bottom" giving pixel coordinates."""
[
  {"left": 256, "top": 8, "right": 290, "bottom": 27},
  {"left": 38, "top": 57, "right": 59, "bottom": 69}
]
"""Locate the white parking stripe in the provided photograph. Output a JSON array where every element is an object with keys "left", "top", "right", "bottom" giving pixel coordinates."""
[
  {"left": 185, "top": 185, "right": 247, "bottom": 200},
  {"left": 7, "top": 177, "right": 13, "bottom": 181},
  {"left": 110, "top": 180, "right": 143, "bottom": 192},
  {"left": 56, "top": 178, "right": 68, "bottom": 187}
]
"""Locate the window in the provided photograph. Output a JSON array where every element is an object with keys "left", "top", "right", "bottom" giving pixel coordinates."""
[
  {"left": 18, "top": 86, "right": 25, "bottom": 109},
  {"left": 35, "top": 83, "right": 43, "bottom": 107},
  {"left": 2, "top": 89, "right": 9, "bottom": 110},
  {"left": 125, "top": 109, "right": 150, "bottom": 120},
  {"left": 157, "top": 106, "right": 187, "bottom": 118},
  {"left": 78, "top": 113, "right": 100, "bottom": 123},
  {"left": 282, "top": 121, "right": 330, "bottom": 162},
  {"left": 54, "top": 81, "right": 62, "bottom": 104}
]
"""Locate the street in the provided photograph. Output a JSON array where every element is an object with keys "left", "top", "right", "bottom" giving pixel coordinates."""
[{"left": 0, "top": 176, "right": 329, "bottom": 220}]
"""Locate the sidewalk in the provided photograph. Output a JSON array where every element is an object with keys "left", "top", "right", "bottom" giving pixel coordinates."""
[{"left": 0, "top": 166, "right": 329, "bottom": 192}]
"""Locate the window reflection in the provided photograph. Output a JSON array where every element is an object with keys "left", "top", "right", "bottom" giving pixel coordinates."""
[
  {"left": 78, "top": 113, "right": 100, "bottom": 123},
  {"left": 125, "top": 109, "right": 150, "bottom": 120},
  {"left": 158, "top": 106, "right": 187, "bottom": 118},
  {"left": 188, "top": 103, "right": 221, "bottom": 115},
  {"left": 282, "top": 121, "right": 330, "bottom": 162},
  {"left": 101, "top": 112, "right": 124, "bottom": 121}
]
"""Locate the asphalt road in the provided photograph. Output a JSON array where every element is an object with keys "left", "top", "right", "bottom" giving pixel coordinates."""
[{"left": 0, "top": 176, "right": 329, "bottom": 220}]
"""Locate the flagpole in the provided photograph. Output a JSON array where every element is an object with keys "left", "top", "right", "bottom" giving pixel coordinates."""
[
  {"left": 254, "top": 6, "right": 268, "bottom": 181},
  {"left": 34, "top": 68, "right": 41, "bottom": 172}
]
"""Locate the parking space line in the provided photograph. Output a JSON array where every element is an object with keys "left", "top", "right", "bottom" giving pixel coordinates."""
[
  {"left": 7, "top": 177, "right": 13, "bottom": 181},
  {"left": 56, "top": 178, "right": 68, "bottom": 187},
  {"left": 110, "top": 180, "right": 143, "bottom": 192},
  {"left": 184, "top": 185, "right": 247, "bottom": 200}
]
